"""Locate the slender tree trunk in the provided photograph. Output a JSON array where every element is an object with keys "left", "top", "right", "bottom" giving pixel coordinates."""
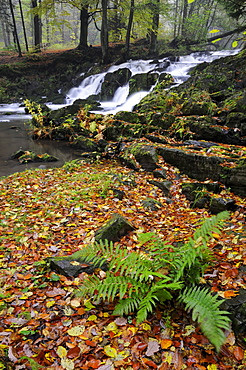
[
  {"left": 149, "top": 0, "right": 160, "bottom": 54},
  {"left": 125, "top": 0, "right": 134, "bottom": 58},
  {"left": 77, "top": 5, "right": 89, "bottom": 49},
  {"left": 2, "top": 22, "right": 9, "bottom": 47},
  {"left": 101, "top": 0, "right": 109, "bottom": 63},
  {"left": 181, "top": 0, "right": 188, "bottom": 39},
  {"left": 18, "top": 0, "right": 28, "bottom": 51},
  {"left": 9, "top": 0, "right": 22, "bottom": 56},
  {"left": 31, "top": 0, "right": 41, "bottom": 51}
]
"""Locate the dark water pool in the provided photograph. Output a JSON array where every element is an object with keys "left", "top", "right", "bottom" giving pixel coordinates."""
[{"left": 0, "top": 115, "right": 81, "bottom": 178}]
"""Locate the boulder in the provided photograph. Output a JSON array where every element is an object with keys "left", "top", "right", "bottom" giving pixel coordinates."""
[
  {"left": 148, "top": 179, "right": 172, "bottom": 196},
  {"left": 209, "top": 197, "right": 236, "bottom": 214},
  {"left": 123, "top": 143, "right": 158, "bottom": 172},
  {"left": 100, "top": 68, "right": 132, "bottom": 101},
  {"left": 141, "top": 197, "right": 163, "bottom": 211},
  {"left": 129, "top": 72, "right": 158, "bottom": 94},
  {"left": 71, "top": 136, "right": 99, "bottom": 152},
  {"left": 94, "top": 213, "right": 135, "bottom": 242}
]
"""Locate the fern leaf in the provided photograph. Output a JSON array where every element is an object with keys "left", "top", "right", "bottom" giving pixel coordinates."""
[
  {"left": 179, "top": 286, "right": 231, "bottom": 352},
  {"left": 172, "top": 212, "right": 229, "bottom": 283},
  {"left": 136, "top": 292, "right": 159, "bottom": 324},
  {"left": 113, "top": 296, "right": 142, "bottom": 316}
]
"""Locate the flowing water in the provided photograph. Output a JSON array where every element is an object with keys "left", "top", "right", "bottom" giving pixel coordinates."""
[{"left": 0, "top": 49, "right": 240, "bottom": 177}]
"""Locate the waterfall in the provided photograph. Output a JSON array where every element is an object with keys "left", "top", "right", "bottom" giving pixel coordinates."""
[
  {"left": 0, "top": 49, "right": 240, "bottom": 120},
  {"left": 65, "top": 49, "right": 240, "bottom": 115}
]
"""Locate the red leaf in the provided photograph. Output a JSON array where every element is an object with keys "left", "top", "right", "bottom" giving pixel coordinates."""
[
  {"left": 67, "top": 346, "right": 81, "bottom": 359},
  {"left": 142, "top": 358, "right": 158, "bottom": 368}
]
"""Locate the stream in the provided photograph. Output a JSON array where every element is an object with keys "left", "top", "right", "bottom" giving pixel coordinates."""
[{"left": 0, "top": 49, "right": 239, "bottom": 177}]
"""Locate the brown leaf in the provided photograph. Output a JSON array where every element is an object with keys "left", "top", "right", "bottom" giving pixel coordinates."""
[
  {"left": 46, "top": 287, "right": 66, "bottom": 297},
  {"left": 233, "top": 346, "right": 244, "bottom": 361},
  {"left": 145, "top": 340, "right": 160, "bottom": 356}
]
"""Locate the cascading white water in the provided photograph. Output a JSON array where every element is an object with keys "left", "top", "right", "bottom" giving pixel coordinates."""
[
  {"left": 0, "top": 49, "right": 240, "bottom": 120},
  {"left": 65, "top": 49, "right": 240, "bottom": 115}
]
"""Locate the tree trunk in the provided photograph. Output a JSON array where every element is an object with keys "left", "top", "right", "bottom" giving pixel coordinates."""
[
  {"left": 125, "top": 0, "right": 134, "bottom": 58},
  {"left": 149, "top": 0, "right": 160, "bottom": 54},
  {"left": 77, "top": 5, "right": 89, "bottom": 49},
  {"left": 18, "top": 0, "right": 28, "bottom": 51},
  {"left": 31, "top": 0, "right": 42, "bottom": 52},
  {"left": 101, "top": 0, "right": 109, "bottom": 63},
  {"left": 9, "top": 0, "right": 22, "bottom": 56},
  {"left": 181, "top": 0, "right": 188, "bottom": 39}
]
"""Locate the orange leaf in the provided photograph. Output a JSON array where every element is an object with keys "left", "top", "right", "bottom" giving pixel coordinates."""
[
  {"left": 160, "top": 339, "right": 172, "bottom": 349},
  {"left": 224, "top": 290, "right": 239, "bottom": 298},
  {"left": 233, "top": 346, "right": 244, "bottom": 361},
  {"left": 16, "top": 273, "right": 33, "bottom": 280}
]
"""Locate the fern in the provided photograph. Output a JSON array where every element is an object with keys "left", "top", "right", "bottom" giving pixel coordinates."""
[
  {"left": 179, "top": 286, "right": 231, "bottom": 352},
  {"left": 76, "top": 211, "right": 230, "bottom": 351}
]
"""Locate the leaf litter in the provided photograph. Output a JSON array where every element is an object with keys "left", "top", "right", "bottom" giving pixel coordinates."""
[{"left": 0, "top": 158, "right": 245, "bottom": 369}]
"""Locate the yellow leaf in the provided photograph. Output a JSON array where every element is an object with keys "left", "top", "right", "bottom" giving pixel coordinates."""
[
  {"left": 209, "top": 29, "right": 220, "bottom": 33},
  {"left": 207, "top": 365, "right": 218, "bottom": 370},
  {"left": 57, "top": 346, "right": 67, "bottom": 358},
  {"left": 19, "top": 292, "right": 33, "bottom": 300},
  {"left": 140, "top": 323, "right": 151, "bottom": 331},
  {"left": 87, "top": 314, "right": 97, "bottom": 321},
  {"left": 46, "top": 300, "right": 56, "bottom": 308},
  {"left": 211, "top": 38, "right": 221, "bottom": 43},
  {"left": 61, "top": 357, "right": 75, "bottom": 370},
  {"left": 188, "top": 0, "right": 195, "bottom": 3},
  {"left": 232, "top": 40, "right": 238, "bottom": 48},
  {"left": 106, "top": 322, "right": 118, "bottom": 333},
  {"left": 104, "top": 345, "right": 118, "bottom": 358},
  {"left": 67, "top": 325, "right": 85, "bottom": 336}
]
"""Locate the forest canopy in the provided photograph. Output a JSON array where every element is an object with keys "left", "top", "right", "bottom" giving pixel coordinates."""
[{"left": 0, "top": 0, "right": 245, "bottom": 58}]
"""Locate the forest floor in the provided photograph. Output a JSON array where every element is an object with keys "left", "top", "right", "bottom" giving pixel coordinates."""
[{"left": 0, "top": 154, "right": 245, "bottom": 370}]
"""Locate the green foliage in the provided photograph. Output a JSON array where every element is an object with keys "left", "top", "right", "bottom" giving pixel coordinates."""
[
  {"left": 179, "top": 286, "right": 231, "bottom": 352},
  {"left": 76, "top": 211, "right": 230, "bottom": 350}
]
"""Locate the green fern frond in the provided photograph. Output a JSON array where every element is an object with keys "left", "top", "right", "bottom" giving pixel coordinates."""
[
  {"left": 172, "top": 211, "right": 229, "bottom": 282},
  {"left": 179, "top": 286, "right": 231, "bottom": 352},
  {"left": 113, "top": 296, "right": 142, "bottom": 316},
  {"left": 136, "top": 291, "right": 159, "bottom": 324}
]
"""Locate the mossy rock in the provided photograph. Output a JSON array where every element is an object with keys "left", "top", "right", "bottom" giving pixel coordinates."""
[
  {"left": 71, "top": 136, "right": 99, "bottom": 152},
  {"left": 141, "top": 197, "right": 163, "bottom": 211},
  {"left": 17, "top": 151, "right": 58, "bottom": 163},
  {"left": 95, "top": 213, "right": 135, "bottom": 242}
]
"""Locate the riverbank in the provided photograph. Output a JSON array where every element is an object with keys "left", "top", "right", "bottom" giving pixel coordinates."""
[{"left": 0, "top": 44, "right": 246, "bottom": 369}]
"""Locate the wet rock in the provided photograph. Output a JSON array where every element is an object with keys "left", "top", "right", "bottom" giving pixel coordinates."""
[
  {"left": 49, "top": 254, "right": 107, "bottom": 278},
  {"left": 148, "top": 179, "right": 172, "bottom": 196},
  {"left": 181, "top": 182, "right": 222, "bottom": 201},
  {"left": 100, "top": 68, "right": 132, "bottom": 101},
  {"left": 157, "top": 146, "right": 246, "bottom": 196},
  {"left": 145, "top": 134, "right": 169, "bottom": 144},
  {"left": 125, "top": 143, "right": 158, "bottom": 172},
  {"left": 95, "top": 213, "right": 135, "bottom": 242},
  {"left": 220, "top": 286, "right": 246, "bottom": 347},
  {"left": 129, "top": 72, "right": 159, "bottom": 94},
  {"left": 10, "top": 149, "right": 26, "bottom": 159},
  {"left": 112, "top": 189, "right": 125, "bottom": 200},
  {"left": 71, "top": 136, "right": 99, "bottom": 152},
  {"left": 11, "top": 150, "right": 58, "bottom": 163},
  {"left": 141, "top": 197, "right": 163, "bottom": 211},
  {"left": 114, "top": 111, "right": 144, "bottom": 124},
  {"left": 153, "top": 168, "right": 167, "bottom": 179},
  {"left": 158, "top": 147, "right": 224, "bottom": 181},
  {"left": 209, "top": 197, "right": 236, "bottom": 214}
]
